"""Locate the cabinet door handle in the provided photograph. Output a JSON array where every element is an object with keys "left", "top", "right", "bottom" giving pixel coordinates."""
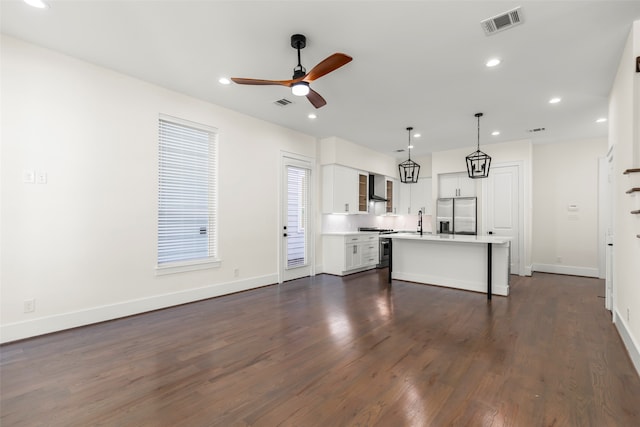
[
  {"left": 354, "top": 245, "right": 358, "bottom": 254},
  {"left": 345, "top": 203, "right": 349, "bottom": 212}
]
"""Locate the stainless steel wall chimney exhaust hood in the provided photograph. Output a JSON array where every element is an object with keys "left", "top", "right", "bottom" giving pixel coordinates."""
[{"left": 369, "top": 174, "right": 388, "bottom": 202}]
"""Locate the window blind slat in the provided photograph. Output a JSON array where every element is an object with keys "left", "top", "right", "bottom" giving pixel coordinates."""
[{"left": 158, "top": 118, "right": 218, "bottom": 265}]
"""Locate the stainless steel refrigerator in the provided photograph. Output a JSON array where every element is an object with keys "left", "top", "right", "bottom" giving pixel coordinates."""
[{"left": 436, "top": 197, "right": 477, "bottom": 235}]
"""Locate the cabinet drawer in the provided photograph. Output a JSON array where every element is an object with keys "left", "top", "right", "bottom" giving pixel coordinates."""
[
  {"left": 345, "top": 234, "right": 378, "bottom": 244},
  {"left": 360, "top": 243, "right": 378, "bottom": 256}
]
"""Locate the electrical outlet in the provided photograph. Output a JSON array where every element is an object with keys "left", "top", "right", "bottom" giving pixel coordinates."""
[{"left": 24, "top": 299, "right": 35, "bottom": 313}]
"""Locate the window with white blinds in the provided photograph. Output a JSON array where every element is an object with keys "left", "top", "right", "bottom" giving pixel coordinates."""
[
  {"left": 286, "top": 166, "right": 309, "bottom": 269},
  {"left": 158, "top": 116, "right": 218, "bottom": 269}
]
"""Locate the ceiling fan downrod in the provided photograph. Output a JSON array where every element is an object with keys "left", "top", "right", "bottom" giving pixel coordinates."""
[{"left": 291, "top": 34, "right": 307, "bottom": 79}]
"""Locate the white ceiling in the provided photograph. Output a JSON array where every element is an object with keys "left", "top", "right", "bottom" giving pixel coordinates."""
[{"left": 2, "top": 0, "right": 640, "bottom": 157}]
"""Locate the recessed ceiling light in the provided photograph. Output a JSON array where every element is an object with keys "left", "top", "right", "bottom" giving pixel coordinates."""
[
  {"left": 23, "top": 0, "right": 48, "bottom": 8},
  {"left": 549, "top": 97, "right": 562, "bottom": 104},
  {"left": 491, "top": 131, "right": 500, "bottom": 136},
  {"left": 407, "top": 145, "right": 414, "bottom": 149},
  {"left": 596, "top": 117, "right": 607, "bottom": 123},
  {"left": 486, "top": 58, "right": 501, "bottom": 67},
  {"left": 413, "top": 133, "right": 421, "bottom": 138},
  {"left": 308, "top": 113, "right": 317, "bottom": 119},
  {"left": 218, "top": 77, "right": 231, "bottom": 85}
]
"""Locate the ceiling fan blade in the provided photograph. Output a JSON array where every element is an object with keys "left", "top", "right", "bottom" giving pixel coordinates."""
[
  {"left": 303, "top": 53, "right": 353, "bottom": 82},
  {"left": 306, "top": 88, "right": 327, "bottom": 109},
  {"left": 230, "top": 77, "right": 294, "bottom": 87}
]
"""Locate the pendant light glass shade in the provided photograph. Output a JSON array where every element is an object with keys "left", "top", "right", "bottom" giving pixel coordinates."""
[
  {"left": 399, "top": 127, "right": 420, "bottom": 183},
  {"left": 466, "top": 113, "right": 491, "bottom": 179}
]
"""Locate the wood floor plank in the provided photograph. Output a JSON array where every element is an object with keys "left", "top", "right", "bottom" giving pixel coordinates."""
[{"left": 2, "top": 271, "right": 639, "bottom": 426}]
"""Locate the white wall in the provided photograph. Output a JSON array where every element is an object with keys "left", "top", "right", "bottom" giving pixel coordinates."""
[
  {"left": 610, "top": 21, "right": 640, "bottom": 375},
  {"left": 0, "top": 36, "right": 317, "bottom": 342},
  {"left": 319, "top": 136, "right": 397, "bottom": 177},
  {"left": 531, "top": 138, "right": 607, "bottom": 277}
]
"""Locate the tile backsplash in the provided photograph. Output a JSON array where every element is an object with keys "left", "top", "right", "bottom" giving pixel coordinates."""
[{"left": 322, "top": 213, "right": 432, "bottom": 233}]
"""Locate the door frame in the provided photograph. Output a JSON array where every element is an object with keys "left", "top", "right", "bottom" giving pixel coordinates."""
[
  {"left": 482, "top": 161, "right": 525, "bottom": 276},
  {"left": 279, "top": 151, "right": 315, "bottom": 283}
]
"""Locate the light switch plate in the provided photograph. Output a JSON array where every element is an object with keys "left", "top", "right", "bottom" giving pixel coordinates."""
[
  {"left": 22, "top": 170, "right": 35, "bottom": 183},
  {"left": 36, "top": 171, "right": 47, "bottom": 184}
]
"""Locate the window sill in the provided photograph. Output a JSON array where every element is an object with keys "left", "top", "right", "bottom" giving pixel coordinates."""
[{"left": 156, "top": 258, "right": 221, "bottom": 276}]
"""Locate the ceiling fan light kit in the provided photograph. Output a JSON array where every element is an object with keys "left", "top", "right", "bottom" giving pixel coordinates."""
[
  {"left": 230, "top": 34, "right": 352, "bottom": 109},
  {"left": 398, "top": 127, "right": 421, "bottom": 184},
  {"left": 291, "top": 81, "right": 310, "bottom": 96},
  {"left": 466, "top": 113, "right": 492, "bottom": 179}
]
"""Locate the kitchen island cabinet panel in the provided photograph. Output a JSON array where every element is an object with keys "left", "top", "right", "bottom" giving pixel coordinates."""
[{"left": 390, "top": 233, "right": 510, "bottom": 296}]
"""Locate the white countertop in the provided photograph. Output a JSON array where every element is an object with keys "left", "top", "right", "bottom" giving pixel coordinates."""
[
  {"left": 390, "top": 232, "right": 510, "bottom": 245},
  {"left": 322, "top": 231, "right": 380, "bottom": 236}
]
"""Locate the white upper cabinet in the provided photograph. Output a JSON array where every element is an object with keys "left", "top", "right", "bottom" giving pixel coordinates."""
[
  {"left": 398, "top": 180, "right": 412, "bottom": 215},
  {"left": 397, "top": 177, "right": 432, "bottom": 215},
  {"left": 386, "top": 177, "right": 397, "bottom": 215},
  {"left": 374, "top": 177, "right": 398, "bottom": 215},
  {"left": 322, "top": 165, "right": 369, "bottom": 214},
  {"left": 439, "top": 172, "right": 476, "bottom": 198}
]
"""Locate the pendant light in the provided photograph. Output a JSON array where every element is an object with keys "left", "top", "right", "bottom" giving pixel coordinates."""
[
  {"left": 466, "top": 113, "right": 491, "bottom": 179},
  {"left": 398, "top": 127, "right": 420, "bottom": 183}
]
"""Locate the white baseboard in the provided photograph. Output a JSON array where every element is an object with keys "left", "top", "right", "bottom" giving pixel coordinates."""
[
  {"left": 613, "top": 308, "right": 640, "bottom": 378},
  {"left": 0, "top": 274, "right": 278, "bottom": 344},
  {"left": 531, "top": 263, "right": 599, "bottom": 278},
  {"left": 524, "top": 265, "right": 533, "bottom": 276}
]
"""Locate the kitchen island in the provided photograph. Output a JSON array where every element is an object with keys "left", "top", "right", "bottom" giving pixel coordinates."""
[{"left": 388, "top": 233, "right": 511, "bottom": 298}]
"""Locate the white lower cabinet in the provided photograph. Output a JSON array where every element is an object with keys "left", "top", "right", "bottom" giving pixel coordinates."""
[{"left": 323, "top": 233, "right": 379, "bottom": 276}]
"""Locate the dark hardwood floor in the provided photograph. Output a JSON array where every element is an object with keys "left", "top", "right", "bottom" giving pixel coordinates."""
[{"left": 2, "top": 271, "right": 639, "bottom": 426}]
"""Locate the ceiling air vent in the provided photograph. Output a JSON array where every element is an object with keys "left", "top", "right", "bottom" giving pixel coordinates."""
[
  {"left": 527, "top": 127, "right": 546, "bottom": 133},
  {"left": 481, "top": 7, "right": 524, "bottom": 36},
  {"left": 273, "top": 98, "right": 293, "bottom": 107}
]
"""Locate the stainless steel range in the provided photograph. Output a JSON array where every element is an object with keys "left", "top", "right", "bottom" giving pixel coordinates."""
[{"left": 358, "top": 227, "right": 396, "bottom": 268}]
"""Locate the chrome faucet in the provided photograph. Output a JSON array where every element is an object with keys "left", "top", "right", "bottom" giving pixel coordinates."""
[{"left": 418, "top": 210, "right": 423, "bottom": 236}]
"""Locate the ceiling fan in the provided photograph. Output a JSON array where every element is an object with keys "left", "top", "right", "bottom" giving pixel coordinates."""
[{"left": 231, "top": 34, "right": 352, "bottom": 109}]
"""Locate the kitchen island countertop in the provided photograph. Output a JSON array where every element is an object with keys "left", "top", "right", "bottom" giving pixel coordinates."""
[{"left": 390, "top": 232, "right": 510, "bottom": 245}]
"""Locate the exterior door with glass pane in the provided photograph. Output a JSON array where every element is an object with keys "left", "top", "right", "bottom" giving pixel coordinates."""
[{"left": 281, "top": 157, "right": 312, "bottom": 282}]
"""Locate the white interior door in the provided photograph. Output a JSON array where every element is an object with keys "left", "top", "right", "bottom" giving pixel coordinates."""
[
  {"left": 485, "top": 164, "right": 521, "bottom": 275},
  {"left": 605, "top": 153, "right": 614, "bottom": 311},
  {"left": 281, "top": 156, "right": 313, "bottom": 282}
]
